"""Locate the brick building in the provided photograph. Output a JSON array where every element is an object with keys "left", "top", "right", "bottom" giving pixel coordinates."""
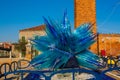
[
  {"left": 74, "top": 0, "right": 120, "bottom": 56},
  {"left": 74, "top": 0, "right": 97, "bottom": 33},
  {"left": 98, "top": 33, "right": 120, "bottom": 56},
  {"left": 19, "top": 0, "right": 120, "bottom": 57}
]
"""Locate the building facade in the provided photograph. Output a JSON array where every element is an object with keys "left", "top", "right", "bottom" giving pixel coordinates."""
[
  {"left": 0, "top": 42, "right": 12, "bottom": 57},
  {"left": 74, "top": 0, "right": 120, "bottom": 56},
  {"left": 98, "top": 33, "right": 120, "bottom": 56},
  {"left": 19, "top": 25, "right": 45, "bottom": 41},
  {"left": 19, "top": 25, "right": 45, "bottom": 59},
  {"left": 20, "top": 27, "right": 120, "bottom": 57},
  {"left": 19, "top": 0, "right": 120, "bottom": 57}
]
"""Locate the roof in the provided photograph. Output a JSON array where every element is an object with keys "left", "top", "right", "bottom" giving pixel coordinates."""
[
  {"left": 0, "top": 42, "right": 12, "bottom": 51},
  {"left": 20, "top": 25, "right": 45, "bottom": 31},
  {"left": 99, "top": 33, "right": 120, "bottom": 37}
]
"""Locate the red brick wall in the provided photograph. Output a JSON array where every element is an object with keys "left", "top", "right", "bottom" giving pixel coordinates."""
[
  {"left": 74, "top": 0, "right": 97, "bottom": 54},
  {"left": 74, "top": 0, "right": 97, "bottom": 33}
]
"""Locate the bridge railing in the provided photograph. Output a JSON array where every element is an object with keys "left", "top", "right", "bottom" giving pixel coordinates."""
[
  {"left": 0, "top": 59, "right": 120, "bottom": 80},
  {"left": 0, "top": 59, "right": 30, "bottom": 79},
  {"left": 1, "top": 68, "right": 102, "bottom": 80}
]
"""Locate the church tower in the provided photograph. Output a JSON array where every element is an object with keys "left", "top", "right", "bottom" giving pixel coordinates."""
[
  {"left": 74, "top": 0, "right": 97, "bottom": 53},
  {"left": 74, "top": 0, "right": 97, "bottom": 33}
]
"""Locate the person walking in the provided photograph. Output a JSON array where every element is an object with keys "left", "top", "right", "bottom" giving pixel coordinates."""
[
  {"left": 116, "top": 55, "right": 120, "bottom": 67},
  {"left": 107, "top": 55, "right": 115, "bottom": 68}
]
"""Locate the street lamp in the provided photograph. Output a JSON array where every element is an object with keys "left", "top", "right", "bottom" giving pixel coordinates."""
[{"left": 97, "top": 33, "right": 99, "bottom": 56}]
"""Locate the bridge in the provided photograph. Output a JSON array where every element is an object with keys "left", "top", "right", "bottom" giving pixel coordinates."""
[{"left": 0, "top": 59, "right": 120, "bottom": 80}]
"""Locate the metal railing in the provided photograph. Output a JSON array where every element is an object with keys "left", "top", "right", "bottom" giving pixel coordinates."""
[{"left": 0, "top": 59, "right": 120, "bottom": 80}]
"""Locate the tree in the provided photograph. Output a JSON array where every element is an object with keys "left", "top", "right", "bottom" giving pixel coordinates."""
[{"left": 14, "top": 36, "right": 27, "bottom": 57}]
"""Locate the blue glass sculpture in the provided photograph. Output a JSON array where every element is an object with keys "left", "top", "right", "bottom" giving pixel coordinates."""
[{"left": 30, "top": 11, "right": 102, "bottom": 70}]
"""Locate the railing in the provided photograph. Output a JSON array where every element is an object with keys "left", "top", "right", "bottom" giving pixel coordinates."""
[{"left": 0, "top": 59, "right": 120, "bottom": 80}]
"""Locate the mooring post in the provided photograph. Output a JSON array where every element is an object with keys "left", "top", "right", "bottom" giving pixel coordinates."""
[{"left": 72, "top": 72, "right": 75, "bottom": 80}]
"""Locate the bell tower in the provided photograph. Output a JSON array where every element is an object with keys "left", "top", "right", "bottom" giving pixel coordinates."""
[
  {"left": 74, "top": 0, "right": 97, "bottom": 53},
  {"left": 74, "top": 0, "right": 97, "bottom": 33}
]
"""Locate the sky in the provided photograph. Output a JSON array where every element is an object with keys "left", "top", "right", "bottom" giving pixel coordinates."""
[
  {"left": 96, "top": 0, "right": 120, "bottom": 33},
  {"left": 0, "top": 0, "right": 120, "bottom": 42}
]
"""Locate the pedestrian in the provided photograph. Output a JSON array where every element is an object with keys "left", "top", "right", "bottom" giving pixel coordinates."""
[
  {"left": 116, "top": 55, "right": 120, "bottom": 67},
  {"left": 107, "top": 55, "right": 115, "bottom": 68}
]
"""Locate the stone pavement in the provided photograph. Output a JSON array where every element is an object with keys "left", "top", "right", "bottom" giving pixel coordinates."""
[
  {"left": 106, "top": 70, "right": 120, "bottom": 80},
  {"left": 0, "top": 58, "right": 30, "bottom": 64}
]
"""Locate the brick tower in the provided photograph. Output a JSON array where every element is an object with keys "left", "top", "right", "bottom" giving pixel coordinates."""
[
  {"left": 74, "top": 0, "right": 98, "bottom": 54},
  {"left": 74, "top": 0, "right": 96, "bottom": 33}
]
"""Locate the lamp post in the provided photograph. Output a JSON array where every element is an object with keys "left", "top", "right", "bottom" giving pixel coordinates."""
[{"left": 97, "top": 33, "right": 99, "bottom": 56}]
